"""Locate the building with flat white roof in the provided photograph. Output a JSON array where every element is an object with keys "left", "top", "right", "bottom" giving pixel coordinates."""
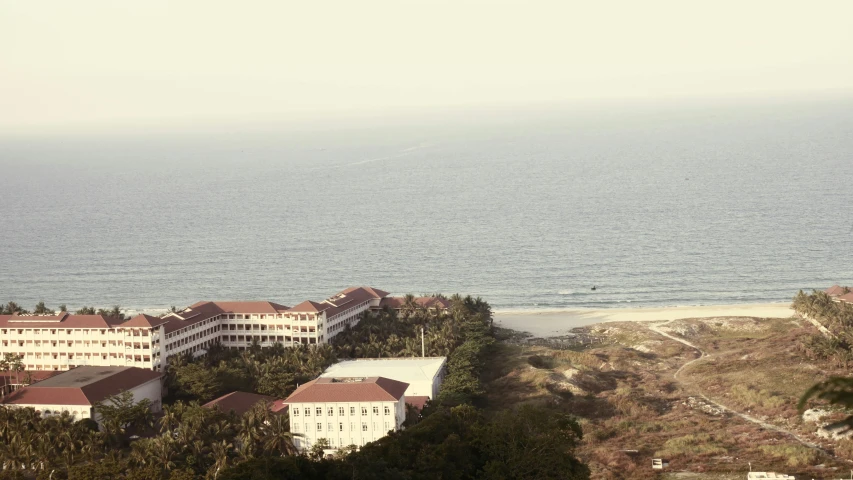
[
  {"left": 320, "top": 357, "right": 447, "bottom": 401},
  {"left": 0, "top": 366, "right": 162, "bottom": 424},
  {"left": 284, "top": 376, "right": 408, "bottom": 452}
]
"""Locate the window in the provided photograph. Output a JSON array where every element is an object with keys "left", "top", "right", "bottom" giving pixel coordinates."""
[
  {"left": 339, "top": 422, "right": 344, "bottom": 432},
  {"left": 328, "top": 407, "right": 334, "bottom": 416},
  {"left": 384, "top": 406, "right": 390, "bottom": 415},
  {"left": 362, "top": 423, "right": 368, "bottom": 431},
  {"left": 317, "top": 423, "right": 322, "bottom": 431},
  {"left": 305, "top": 408, "right": 311, "bottom": 417},
  {"left": 373, "top": 406, "right": 379, "bottom": 415},
  {"left": 316, "top": 407, "right": 322, "bottom": 416},
  {"left": 350, "top": 407, "right": 355, "bottom": 415},
  {"left": 339, "top": 407, "right": 345, "bottom": 416},
  {"left": 293, "top": 423, "right": 299, "bottom": 432},
  {"left": 293, "top": 408, "right": 300, "bottom": 416},
  {"left": 328, "top": 423, "right": 333, "bottom": 432},
  {"left": 351, "top": 423, "right": 355, "bottom": 431}
]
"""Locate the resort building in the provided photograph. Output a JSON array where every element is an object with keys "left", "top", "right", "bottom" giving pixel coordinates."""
[
  {"left": 283, "top": 376, "right": 408, "bottom": 452},
  {"left": 0, "top": 312, "right": 167, "bottom": 372},
  {"left": 0, "top": 366, "right": 162, "bottom": 424},
  {"left": 320, "top": 357, "right": 447, "bottom": 403},
  {"left": 0, "top": 287, "right": 447, "bottom": 373},
  {"left": 826, "top": 285, "right": 853, "bottom": 304}
]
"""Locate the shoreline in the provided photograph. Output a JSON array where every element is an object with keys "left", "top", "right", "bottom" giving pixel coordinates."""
[{"left": 493, "top": 302, "right": 795, "bottom": 338}]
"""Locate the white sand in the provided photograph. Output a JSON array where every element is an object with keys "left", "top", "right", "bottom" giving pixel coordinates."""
[{"left": 494, "top": 303, "right": 794, "bottom": 337}]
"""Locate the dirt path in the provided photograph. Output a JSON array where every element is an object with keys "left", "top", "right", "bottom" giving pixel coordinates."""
[{"left": 648, "top": 320, "right": 830, "bottom": 454}]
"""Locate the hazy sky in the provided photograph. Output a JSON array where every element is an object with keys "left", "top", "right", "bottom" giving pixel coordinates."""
[{"left": 2, "top": 0, "right": 852, "bottom": 131}]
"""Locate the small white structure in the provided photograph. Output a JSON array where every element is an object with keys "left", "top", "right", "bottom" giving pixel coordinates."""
[
  {"left": 652, "top": 459, "right": 669, "bottom": 469},
  {"left": 748, "top": 473, "right": 795, "bottom": 479},
  {"left": 0, "top": 366, "right": 162, "bottom": 425},
  {"left": 284, "top": 376, "right": 408, "bottom": 452},
  {"left": 320, "top": 357, "right": 447, "bottom": 400}
]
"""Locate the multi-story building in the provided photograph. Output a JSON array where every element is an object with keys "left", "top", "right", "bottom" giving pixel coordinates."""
[
  {"left": 0, "top": 366, "right": 163, "bottom": 424},
  {"left": 0, "top": 286, "right": 398, "bottom": 372},
  {"left": 0, "top": 312, "right": 165, "bottom": 372},
  {"left": 283, "top": 376, "right": 408, "bottom": 452}
]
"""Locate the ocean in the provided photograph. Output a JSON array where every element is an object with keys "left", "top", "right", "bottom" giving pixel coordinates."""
[{"left": 1, "top": 98, "right": 851, "bottom": 313}]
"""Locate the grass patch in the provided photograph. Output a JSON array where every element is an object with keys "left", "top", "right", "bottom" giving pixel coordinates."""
[
  {"left": 759, "top": 444, "right": 818, "bottom": 467},
  {"left": 654, "top": 433, "right": 727, "bottom": 458}
]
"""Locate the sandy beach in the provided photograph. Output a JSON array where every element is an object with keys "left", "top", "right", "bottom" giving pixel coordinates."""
[{"left": 494, "top": 303, "right": 794, "bottom": 337}]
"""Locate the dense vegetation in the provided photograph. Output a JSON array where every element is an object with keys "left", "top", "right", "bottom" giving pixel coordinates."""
[
  {"left": 794, "top": 289, "right": 853, "bottom": 431},
  {"left": 0, "top": 396, "right": 298, "bottom": 480},
  {"left": 0, "top": 295, "right": 588, "bottom": 479},
  {"left": 219, "top": 404, "right": 588, "bottom": 480},
  {"left": 792, "top": 290, "right": 853, "bottom": 366}
]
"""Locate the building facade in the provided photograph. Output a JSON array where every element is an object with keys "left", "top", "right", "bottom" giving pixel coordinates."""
[
  {"left": 0, "top": 366, "right": 162, "bottom": 424},
  {"left": 283, "top": 376, "right": 408, "bottom": 452},
  {"left": 0, "top": 287, "right": 446, "bottom": 373}
]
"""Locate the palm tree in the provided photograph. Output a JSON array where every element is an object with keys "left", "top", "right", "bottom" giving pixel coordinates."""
[
  {"left": 262, "top": 414, "right": 299, "bottom": 456},
  {"left": 237, "top": 404, "right": 267, "bottom": 461},
  {"left": 0, "top": 354, "right": 10, "bottom": 395},
  {"left": 150, "top": 435, "right": 178, "bottom": 471},
  {"left": 10, "top": 355, "right": 24, "bottom": 388},
  {"left": 209, "top": 439, "right": 232, "bottom": 478},
  {"left": 33, "top": 301, "right": 54, "bottom": 316},
  {"left": 160, "top": 402, "right": 182, "bottom": 434},
  {"left": 129, "top": 439, "right": 151, "bottom": 467}
]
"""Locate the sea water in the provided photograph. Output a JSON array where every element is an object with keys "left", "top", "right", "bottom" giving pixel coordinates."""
[{"left": 1, "top": 98, "right": 851, "bottom": 312}]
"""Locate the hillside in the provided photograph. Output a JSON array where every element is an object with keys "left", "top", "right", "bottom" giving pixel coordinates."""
[{"left": 484, "top": 315, "right": 853, "bottom": 479}]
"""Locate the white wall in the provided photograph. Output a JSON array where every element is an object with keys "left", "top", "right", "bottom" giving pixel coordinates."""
[{"left": 288, "top": 398, "right": 404, "bottom": 451}]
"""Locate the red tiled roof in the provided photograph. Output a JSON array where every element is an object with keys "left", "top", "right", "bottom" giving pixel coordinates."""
[
  {"left": 840, "top": 292, "right": 853, "bottom": 304},
  {"left": 284, "top": 377, "right": 408, "bottom": 404},
  {"left": 405, "top": 395, "right": 430, "bottom": 411},
  {"left": 287, "top": 300, "right": 329, "bottom": 313},
  {"left": 378, "top": 296, "right": 451, "bottom": 310},
  {"left": 826, "top": 285, "right": 850, "bottom": 296},
  {"left": 317, "top": 287, "right": 388, "bottom": 319},
  {"left": 269, "top": 399, "right": 289, "bottom": 413},
  {"left": 342, "top": 287, "right": 390, "bottom": 299},
  {"left": 0, "top": 313, "right": 124, "bottom": 329},
  {"left": 120, "top": 314, "right": 170, "bottom": 329},
  {"left": 0, "top": 370, "right": 63, "bottom": 385},
  {"left": 1, "top": 366, "right": 162, "bottom": 406},
  {"left": 202, "top": 391, "right": 276, "bottom": 416},
  {"left": 160, "top": 300, "right": 291, "bottom": 334},
  {"left": 209, "top": 301, "right": 290, "bottom": 314}
]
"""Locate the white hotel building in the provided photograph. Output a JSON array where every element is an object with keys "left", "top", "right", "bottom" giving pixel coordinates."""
[
  {"left": 283, "top": 376, "right": 408, "bottom": 452},
  {"left": 0, "top": 286, "right": 393, "bottom": 372}
]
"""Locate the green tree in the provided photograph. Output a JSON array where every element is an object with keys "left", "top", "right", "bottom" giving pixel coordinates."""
[
  {"left": 94, "top": 391, "right": 153, "bottom": 439},
  {"left": 33, "top": 302, "right": 54, "bottom": 315}
]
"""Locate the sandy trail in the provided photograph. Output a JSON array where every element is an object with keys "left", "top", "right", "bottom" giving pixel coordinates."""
[{"left": 647, "top": 320, "right": 830, "bottom": 454}]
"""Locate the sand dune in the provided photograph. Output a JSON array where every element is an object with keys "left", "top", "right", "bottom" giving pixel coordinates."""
[{"left": 494, "top": 303, "right": 794, "bottom": 337}]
